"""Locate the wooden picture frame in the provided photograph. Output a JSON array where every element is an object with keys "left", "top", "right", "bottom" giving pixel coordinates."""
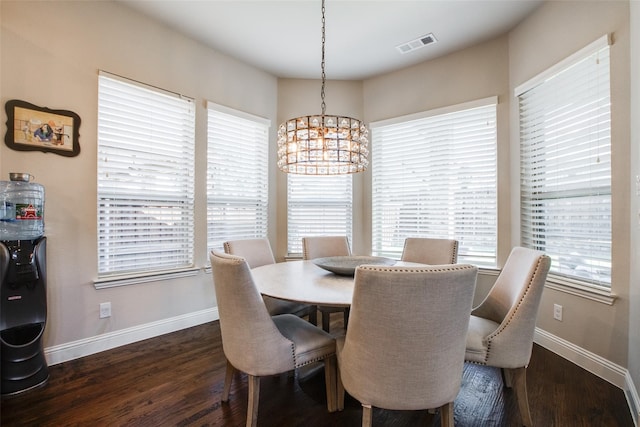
[{"left": 4, "top": 99, "right": 80, "bottom": 157}]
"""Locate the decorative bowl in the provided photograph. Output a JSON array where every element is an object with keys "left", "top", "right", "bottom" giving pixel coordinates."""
[{"left": 312, "top": 255, "right": 396, "bottom": 276}]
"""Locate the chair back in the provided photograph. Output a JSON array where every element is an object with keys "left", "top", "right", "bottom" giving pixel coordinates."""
[
  {"left": 223, "top": 238, "right": 276, "bottom": 268},
  {"left": 302, "top": 236, "right": 351, "bottom": 260},
  {"left": 210, "top": 250, "right": 296, "bottom": 375},
  {"left": 401, "top": 237, "right": 459, "bottom": 264},
  {"left": 471, "top": 246, "right": 551, "bottom": 367},
  {"left": 338, "top": 264, "right": 477, "bottom": 410}
]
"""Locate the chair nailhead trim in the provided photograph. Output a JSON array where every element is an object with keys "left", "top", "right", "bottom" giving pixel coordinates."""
[
  {"left": 483, "top": 256, "right": 546, "bottom": 364},
  {"left": 359, "top": 264, "right": 475, "bottom": 273}
]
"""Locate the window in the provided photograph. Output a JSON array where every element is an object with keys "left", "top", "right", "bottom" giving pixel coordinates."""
[
  {"left": 97, "top": 72, "right": 195, "bottom": 282},
  {"left": 517, "top": 35, "right": 611, "bottom": 288},
  {"left": 287, "top": 174, "right": 352, "bottom": 255},
  {"left": 207, "top": 102, "right": 269, "bottom": 252},
  {"left": 370, "top": 98, "right": 497, "bottom": 267}
]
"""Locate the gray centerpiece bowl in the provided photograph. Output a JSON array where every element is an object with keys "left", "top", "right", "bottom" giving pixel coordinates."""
[{"left": 312, "top": 255, "right": 396, "bottom": 276}]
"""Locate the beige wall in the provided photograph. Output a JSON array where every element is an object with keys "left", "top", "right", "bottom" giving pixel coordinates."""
[
  {"left": 355, "top": 0, "right": 632, "bottom": 368},
  {"left": 1, "top": 1, "right": 278, "bottom": 348},
  {"left": 629, "top": 0, "right": 640, "bottom": 408},
  {"left": 509, "top": 0, "right": 630, "bottom": 367},
  {"left": 360, "top": 36, "right": 511, "bottom": 300}
]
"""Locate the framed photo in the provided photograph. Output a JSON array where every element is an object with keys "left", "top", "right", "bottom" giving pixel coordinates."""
[{"left": 4, "top": 99, "right": 80, "bottom": 157}]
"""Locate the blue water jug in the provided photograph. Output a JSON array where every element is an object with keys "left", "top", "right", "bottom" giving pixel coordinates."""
[{"left": 0, "top": 173, "right": 45, "bottom": 240}]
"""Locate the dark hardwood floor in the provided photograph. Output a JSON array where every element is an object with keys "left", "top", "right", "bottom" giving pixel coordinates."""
[{"left": 1, "top": 316, "right": 634, "bottom": 426}]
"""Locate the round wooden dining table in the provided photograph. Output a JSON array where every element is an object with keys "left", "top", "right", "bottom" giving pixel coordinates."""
[
  {"left": 251, "top": 260, "right": 354, "bottom": 307},
  {"left": 251, "top": 259, "right": 420, "bottom": 307}
]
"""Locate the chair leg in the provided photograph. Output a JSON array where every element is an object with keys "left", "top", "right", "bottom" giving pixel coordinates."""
[
  {"left": 222, "top": 360, "right": 235, "bottom": 402},
  {"left": 337, "top": 365, "right": 345, "bottom": 411},
  {"left": 509, "top": 367, "right": 533, "bottom": 427},
  {"left": 362, "top": 404, "right": 373, "bottom": 427},
  {"left": 246, "top": 375, "right": 260, "bottom": 427},
  {"left": 322, "top": 310, "right": 331, "bottom": 332},
  {"left": 308, "top": 308, "right": 318, "bottom": 325},
  {"left": 502, "top": 367, "right": 513, "bottom": 388},
  {"left": 440, "top": 402, "right": 454, "bottom": 427},
  {"left": 343, "top": 307, "right": 350, "bottom": 329},
  {"left": 324, "top": 355, "right": 338, "bottom": 412}
]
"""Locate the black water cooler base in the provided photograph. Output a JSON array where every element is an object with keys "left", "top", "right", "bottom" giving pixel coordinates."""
[
  {"left": 1, "top": 322, "right": 49, "bottom": 396},
  {"left": 0, "top": 237, "right": 49, "bottom": 397}
]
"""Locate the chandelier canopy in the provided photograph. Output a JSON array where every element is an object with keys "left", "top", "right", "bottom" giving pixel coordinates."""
[{"left": 277, "top": 0, "right": 369, "bottom": 175}]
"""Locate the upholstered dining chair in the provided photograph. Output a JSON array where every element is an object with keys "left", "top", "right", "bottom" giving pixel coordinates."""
[
  {"left": 210, "top": 250, "right": 338, "bottom": 427},
  {"left": 336, "top": 263, "right": 478, "bottom": 427},
  {"left": 400, "top": 237, "right": 459, "bottom": 265},
  {"left": 302, "top": 235, "right": 351, "bottom": 332},
  {"left": 224, "top": 238, "right": 317, "bottom": 324},
  {"left": 465, "top": 246, "right": 551, "bottom": 427}
]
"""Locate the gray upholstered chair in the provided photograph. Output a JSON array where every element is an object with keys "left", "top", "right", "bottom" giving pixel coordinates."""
[
  {"left": 465, "top": 246, "right": 551, "bottom": 427},
  {"left": 302, "top": 235, "right": 351, "bottom": 332},
  {"left": 210, "top": 250, "right": 338, "bottom": 427},
  {"left": 336, "top": 264, "right": 478, "bottom": 427},
  {"left": 400, "top": 237, "right": 459, "bottom": 265},
  {"left": 224, "top": 238, "right": 317, "bottom": 324}
]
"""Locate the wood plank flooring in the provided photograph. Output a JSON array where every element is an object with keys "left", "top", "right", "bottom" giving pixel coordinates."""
[{"left": 1, "top": 316, "right": 634, "bottom": 426}]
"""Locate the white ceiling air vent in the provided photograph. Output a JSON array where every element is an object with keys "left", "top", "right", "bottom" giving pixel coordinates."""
[{"left": 396, "top": 33, "right": 437, "bottom": 54}]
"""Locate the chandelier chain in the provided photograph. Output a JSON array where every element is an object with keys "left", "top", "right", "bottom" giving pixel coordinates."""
[{"left": 320, "top": 0, "right": 326, "bottom": 116}]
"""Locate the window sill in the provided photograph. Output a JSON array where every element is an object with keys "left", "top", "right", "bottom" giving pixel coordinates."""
[
  {"left": 544, "top": 275, "right": 615, "bottom": 305},
  {"left": 478, "top": 268, "right": 614, "bottom": 305},
  {"left": 478, "top": 267, "right": 500, "bottom": 276},
  {"left": 94, "top": 268, "right": 200, "bottom": 289}
]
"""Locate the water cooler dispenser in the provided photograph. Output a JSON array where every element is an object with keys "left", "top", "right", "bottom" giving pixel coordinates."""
[{"left": 0, "top": 173, "right": 47, "bottom": 396}]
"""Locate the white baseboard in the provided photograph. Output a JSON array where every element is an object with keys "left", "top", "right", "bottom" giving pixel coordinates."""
[
  {"left": 625, "top": 370, "right": 640, "bottom": 427},
  {"left": 534, "top": 327, "right": 627, "bottom": 387},
  {"left": 44, "top": 307, "right": 219, "bottom": 366},
  {"left": 535, "top": 327, "right": 639, "bottom": 426}
]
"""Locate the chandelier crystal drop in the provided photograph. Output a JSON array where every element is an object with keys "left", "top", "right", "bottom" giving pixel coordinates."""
[{"left": 277, "top": 0, "right": 369, "bottom": 175}]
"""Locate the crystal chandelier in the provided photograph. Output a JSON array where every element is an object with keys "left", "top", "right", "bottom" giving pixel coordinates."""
[{"left": 277, "top": 0, "right": 369, "bottom": 175}]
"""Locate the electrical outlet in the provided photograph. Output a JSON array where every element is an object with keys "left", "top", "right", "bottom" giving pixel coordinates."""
[
  {"left": 553, "top": 303, "right": 563, "bottom": 321},
  {"left": 99, "top": 302, "right": 111, "bottom": 319}
]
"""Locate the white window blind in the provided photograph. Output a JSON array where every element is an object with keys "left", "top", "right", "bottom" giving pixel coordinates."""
[
  {"left": 97, "top": 72, "right": 195, "bottom": 278},
  {"left": 207, "top": 102, "right": 269, "bottom": 252},
  {"left": 518, "top": 36, "right": 611, "bottom": 288},
  {"left": 371, "top": 98, "right": 497, "bottom": 267},
  {"left": 287, "top": 174, "right": 352, "bottom": 255}
]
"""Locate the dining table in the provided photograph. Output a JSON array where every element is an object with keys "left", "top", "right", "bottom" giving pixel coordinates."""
[
  {"left": 251, "top": 257, "right": 423, "bottom": 380},
  {"left": 251, "top": 257, "right": 422, "bottom": 307}
]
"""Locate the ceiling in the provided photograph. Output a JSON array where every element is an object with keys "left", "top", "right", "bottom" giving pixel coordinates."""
[{"left": 117, "top": 0, "right": 543, "bottom": 80}]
